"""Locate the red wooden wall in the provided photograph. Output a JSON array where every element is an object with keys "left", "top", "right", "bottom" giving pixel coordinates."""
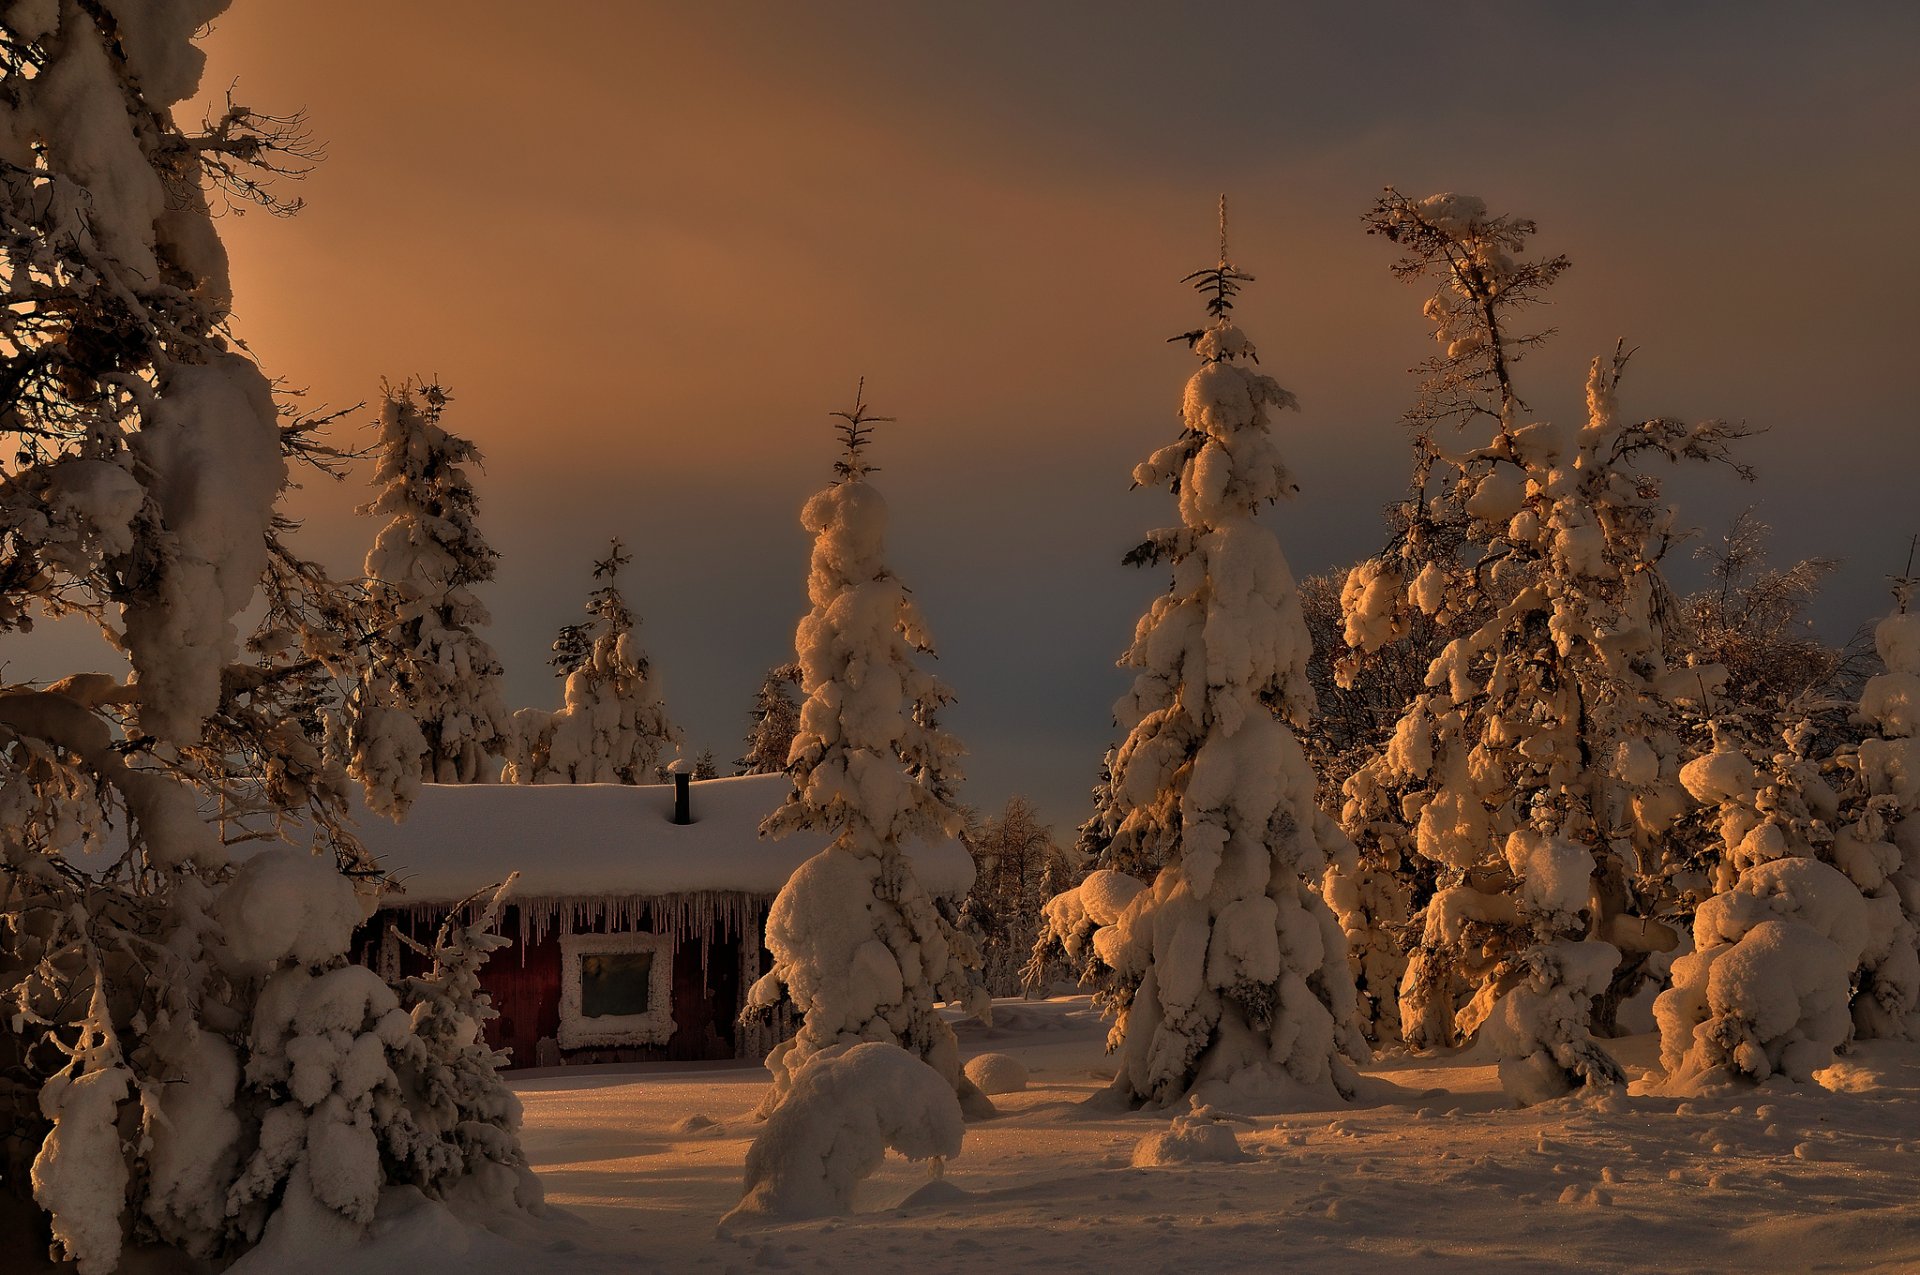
[{"left": 362, "top": 900, "right": 764, "bottom": 1068}]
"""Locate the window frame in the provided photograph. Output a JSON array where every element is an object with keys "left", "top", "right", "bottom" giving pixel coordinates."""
[{"left": 557, "top": 930, "right": 676, "bottom": 1049}]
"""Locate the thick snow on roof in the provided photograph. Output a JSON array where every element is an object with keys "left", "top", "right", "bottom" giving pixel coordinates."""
[{"left": 353, "top": 773, "right": 976, "bottom": 905}]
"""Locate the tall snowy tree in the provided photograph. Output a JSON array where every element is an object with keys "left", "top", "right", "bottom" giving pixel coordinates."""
[
  {"left": 0, "top": 5, "right": 536, "bottom": 1268},
  {"left": 744, "top": 384, "right": 988, "bottom": 1111},
  {"left": 348, "top": 380, "right": 511, "bottom": 815},
  {"left": 504, "top": 539, "right": 678, "bottom": 784},
  {"left": 738, "top": 661, "right": 801, "bottom": 774},
  {"left": 1072, "top": 207, "right": 1366, "bottom": 1109},
  {"left": 1336, "top": 190, "right": 1752, "bottom": 1102}
]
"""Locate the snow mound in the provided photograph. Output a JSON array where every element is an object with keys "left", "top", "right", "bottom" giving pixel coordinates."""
[
  {"left": 895, "top": 1179, "right": 973, "bottom": 1210},
  {"left": 672, "top": 1114, "right": 725, "bottom": 1137},
  {"left": 231, "top": 1183, "right": 536, "bottom": 1275},
  {"left": 963, "top": 1053, "right": 1028, "bottom": 1095},
  {"left": 1131, "top": 1099, "right": 1250, "bottom": 1167},
  {"left": 721, "top": 1043, "right": 964, "bottom": 1229}
]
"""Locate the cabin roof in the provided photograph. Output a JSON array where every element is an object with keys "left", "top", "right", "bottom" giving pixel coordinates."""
[{"left": 354, "top": 773, "right": 976, "bottom": 906}]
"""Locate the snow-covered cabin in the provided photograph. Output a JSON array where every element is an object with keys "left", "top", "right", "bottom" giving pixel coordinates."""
[{"left": 352, "top": 773, "right": 975, "bottom": 1068}]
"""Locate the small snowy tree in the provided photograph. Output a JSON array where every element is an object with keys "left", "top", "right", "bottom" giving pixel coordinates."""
[
  {"left": 504, "top": 539, "right": 678, "bottom": 784},
  {"left": 1336, "top": 191, "right": 1751, "bottom": 1101},
  {"left": 1656, "top": 566, "right": 1920, "bottom": 1088},
  {"left": 738, "top": 661, "right": 802, "bottom": 774},
  {"left": 721, "top": 1042, "right": 963, "bottom": 1229},
  {"left": 1074, "top": 208, "right": 1366, "bottom": 1109},
  {"left": 744, "top": 384, "right": 988, "bottom": 1112},
  {"left": 1653, "top": 719, "right": 1872, "bottom": 1087},
  {"left": 348, "top": 380, "right": 511, "bottom": 815},
  {"left": 0, "top": 6, "right": 535, "bottom": 1267}
]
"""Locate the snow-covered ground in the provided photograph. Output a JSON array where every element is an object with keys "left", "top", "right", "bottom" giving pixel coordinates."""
[{"left": 209, "top": 996, "right": 1920, "bottom": 1274}]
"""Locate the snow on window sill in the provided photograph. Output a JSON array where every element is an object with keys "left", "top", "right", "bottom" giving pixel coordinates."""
[{"left": 558, "top": 930, "right": 676, "bottom": 1049}]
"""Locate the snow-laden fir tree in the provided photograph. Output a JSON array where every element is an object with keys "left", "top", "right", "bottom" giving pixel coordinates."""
[
  {"left": 0, "top": 6, "right": 536, "bottom": 1268},
  {"left": 1059, "top": 208, "right": 1365, "bottom": 1109},
  {"left": 738, "top": 661, "right": 802, "bottom": 774},
  {"left": 1336, "top": 191, "right": 1751, "bottom": 1102},
  {"left": 348, "top": 381, "right": 511, "bottom": 816},
  {"left": 744, "top": 385, "right": 988, "bottom": 1112},
  {"left": 504, "top": 539, "right": 678, "bottom": 784}
]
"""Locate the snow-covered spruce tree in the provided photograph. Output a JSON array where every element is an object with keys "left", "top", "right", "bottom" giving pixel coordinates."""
[
  {"left": 0, "top": 6, "right": 536, "bottom": 1269},
  {"left": 1069, "top": 212, "right": 1365, "bottom": 1109},
  {"left": 348, "top": 380, "right": 511, "bottom": 816},
  {"left": 503, "top": 538, "right": 678, "bottom": 784},
  {"left": 1336, "top": 190, "right": 1751, "bottom": 1102},
  {"left": 738, "top": 661, "right": 802, "bottom": 774},
  {"left": 744, "top": 385, "right": 988, "bottom": 1112}
]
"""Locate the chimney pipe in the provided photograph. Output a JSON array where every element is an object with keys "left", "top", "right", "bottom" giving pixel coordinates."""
[{"left": 672, "top": 770, "right": 692, "bottom": 825}]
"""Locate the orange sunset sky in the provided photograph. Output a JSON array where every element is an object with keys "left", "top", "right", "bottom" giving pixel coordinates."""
[{"left": 26, "top": 1, "right": 1920, "bottom": 825}]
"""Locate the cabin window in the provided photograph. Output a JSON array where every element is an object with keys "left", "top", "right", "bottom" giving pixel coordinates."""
[
  {"left": 582, "top": 951, "right": 654, "bottom": 1018},
  {"left": 557, "top": 931, "right": 675, "bottom": 1049}
]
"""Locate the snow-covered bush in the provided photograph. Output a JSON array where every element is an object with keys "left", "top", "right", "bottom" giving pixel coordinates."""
[
  {"left": 1335, "top": 190, "right": 1749, "bottom": 1100},
  {"left": 348, "top": 382, "right": 511, "bottom": 815},
  {"left": 745, "top": 387, "right": 989, "bottom": 1112},
  {"left": 1130, "top": 1097, "right": 1250, "bottom": 1167},
  {"left": 504, "top": 539, "right": 678, "bottom": 784},
  {"left": 721, "top": 1041, "right": 964, "bottom": 1228},
  {"left": 1656, "top": 856, "right": 1863, "bottom": 1089},
  {"left": 1078, "top": 216, "right": 1365, "bottom": 1110},
  {"left": 0, "top": 6, "right": 536, "bottom": 1266},
  {"left": 1655, "top": 589, "right": 1920, "bottom": 1088},
  {"left": 1654, "top": 694, "right": 1913, "bottom": 1089}
]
